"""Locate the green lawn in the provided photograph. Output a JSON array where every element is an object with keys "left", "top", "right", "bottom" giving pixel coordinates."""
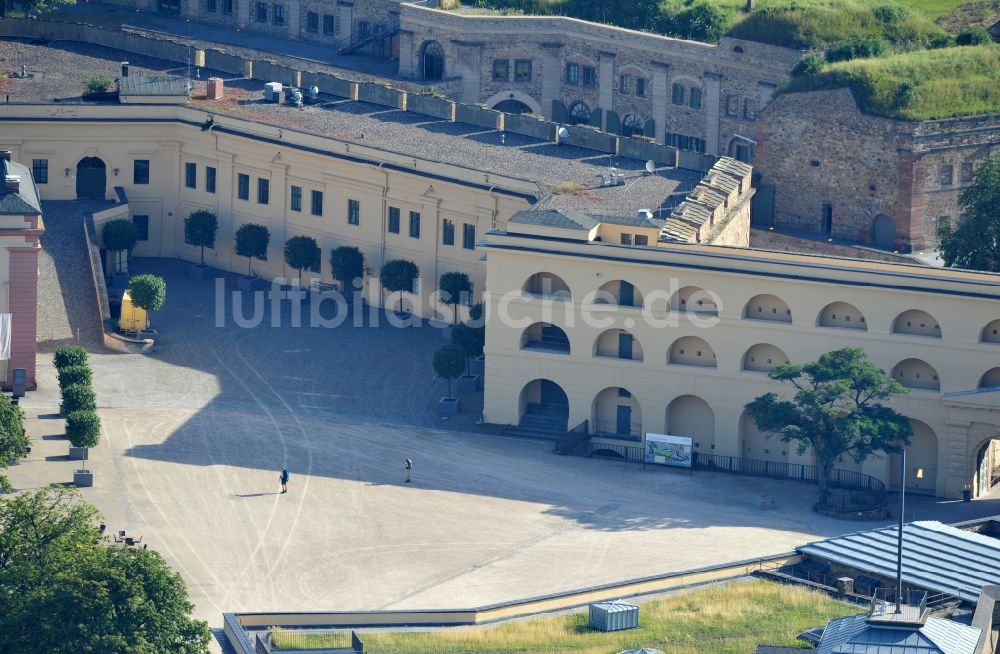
[
  {"left": 897, "top": 0, "right": 969, "bottom": 20},
  {"left": 270, "top": 580, "right": 857, "bottom": 654}
]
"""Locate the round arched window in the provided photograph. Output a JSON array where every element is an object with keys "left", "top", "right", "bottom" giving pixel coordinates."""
[{"left": 568, "top": 101, "right": 590, "bottom": 125}]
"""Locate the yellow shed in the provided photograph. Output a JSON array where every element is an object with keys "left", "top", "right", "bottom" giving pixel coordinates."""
[{"left": 119, "top": 290, "right": 149, "bottom": 333}]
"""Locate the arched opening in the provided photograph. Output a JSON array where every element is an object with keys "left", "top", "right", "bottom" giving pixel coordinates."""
[
  {"left": 740, "top": 410, "right": 790, "bottom": 465},
  {"left": 742, "top": 343, "right": 789, "bottom": 373},
  {"left": 485, "top": 90, "right": 543, "bottom": 116},
  {"left": 518, "top": 379, "right": 569, "bottom": 433},
  {"left": 493, "top": 99, "right": 533, "bottom": 114},
  {"left": 982, "top": 319, "right": 1000, "bottom": 344},
  {"left": 520, "top": 322, "right": 570, "bottom": 354},
  {"left": 76, "top": 156, "right": 106, "bottom": 199},
  {"left": 872, "top": 214, "right": 896, "bottom": 250},
  {"left": 744, "top": 294, "right": 792, "bottom": 323},
  {"left": 621, "top": 114, "right": 643, "bottom": 137},
  {"left": 891, "top": 358, "right": 940, "bottom": 391},
  {"left": 594, "top": 329, "right": 643, "bottom": 362},
  {"left": 668, "top": 336, "right": 716, "bottom": 368},
  {"left": 817, "top": 301, "right": 867, "bottom": 330},
  {"left": 888, "top": 420, "right": 938, "bottom": 495},
  {"left": 592, "top": 387, "right": 641, "bottom": 438},
  {"left": 671, "top": 286, "right": 718, "bottom": 315},
  {"left": 980, "top": 368, "right": 1000, "bottom": 390},
  {"left": 666, "top": 395, "right": 715, "bottom": 458},
  {"left": 975, "top": 433, "right": 1000, "bottom": 497},
  {"left": 892, "top": 309, "right": 941, "bottom": 338},
  {"left": 568, "top": 101, "right": 590, "bottom": 126},
  {"left": 421, "top": 41, "right": 445, "bottom": 81},
  {"left": 522, "top": 272, "right": 571, "bottom": 299},
  {"left": 594, "top": 279, "right": 642, "bottom": 308}
]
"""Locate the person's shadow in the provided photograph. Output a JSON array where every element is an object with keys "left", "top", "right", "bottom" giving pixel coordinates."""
[{"left": 233, "top": 492, "right": 281, "bottom": 498}]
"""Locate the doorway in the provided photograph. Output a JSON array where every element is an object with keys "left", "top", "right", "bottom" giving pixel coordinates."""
[
  {"left": 872, "top": 214, "right": 895, "bottom": 249},
  {"left": 821, "top": 202, "right": 833, "bottom": 235},
  {"left": 76, "top": 157, "right": 106, "bottom": 200},
  {"left": 616, "top": 405, "right": 632, "bottom": 436}
]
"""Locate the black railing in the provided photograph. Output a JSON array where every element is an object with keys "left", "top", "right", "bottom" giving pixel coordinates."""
[
  {"left": 590, "top": 441, "right": 645, "bottom": 462},
  {"left": 593, "top": 420, "right": 642, "bottom": 439}
]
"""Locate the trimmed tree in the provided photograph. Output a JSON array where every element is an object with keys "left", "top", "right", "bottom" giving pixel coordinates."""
[
  {"left": 60, "top": 383, "right": 96, "bottom": 416},
  {"left": 450, "top": 322, "right": 485, "bottom": 375},
  {"left": 380, "top": 259, "right": 419, "bottom": 314},
  {"left": 744, "top": 347, "right": 912, "bottom": 506},
  {"left": 938, "top": 153, "right": 1000, "bottom": 272},
  {"left": 184, "top": 210, "right": 218, "bottom": 266},
  {"left": 283, "top": 235, "right": 320, "bottom": 285},
  {"left": 57, "top": 365, "right": 92, "bottom": 391},
  {"left": 439, "top": 271, "right": 471, "bottom": 324},
  {"left": 329, "top": 246, "right": 365, "bottom": 292},
  {"left": 128, "top": 274, "right": 167, "bottom": 313},
  {"left": 66, "top": 410, "right": 101, "bottom": 449},
  {"left": 0, "top": 394, "right": 27, "bottom": 491},
  {"left": 53, "top": 345, "right": 88, "bottom": 370},
  {"left": 433, "top": 343, "right": 465, "bottom": 401},
  {"left": 101, "top": 218, "right": 138, "bottom": 275},
  {"left": 233, "top": 223, "right": 270, "bottom": 278}
]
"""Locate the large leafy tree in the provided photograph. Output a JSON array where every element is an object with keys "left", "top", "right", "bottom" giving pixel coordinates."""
[
  {"left": 184, "top": 210, "right": 218, "bottom": 266},
  {"left": 0, "top": 488, "right": 211, "bottom": 653},
  {"left": 744, "top": 347, "right": 912, "bottom": 505},
  {"left": 0, "top": 394, "right": 27, "bottom": 491},
  {"left": 939, "top": 153, "right": 1000, "bottom": 272}
]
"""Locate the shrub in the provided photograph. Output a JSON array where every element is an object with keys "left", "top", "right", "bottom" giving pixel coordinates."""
[
  {"left": 66, "top": 410, "right": 101, "bottom": 449},
  {"left": 83, "top": 74, "right": 111, "bottom": 96},
  {"left": 329, "top": 246, "right": 365, "bottom": 290},
  {"left": 927, "top": 33, "right": 955, "bottom": 49},
  {"left": 439, "top": 272, "right": 471, "bottom": 323},
  {"left": 128, "top": 274, "right": 166, "bottom": 312},
  {"left": 61, "top": 383, "right": 96, "bottom": 416},
  {"left": 102, "top": 218, "right": 138, "bottom": 274},
  {"left": 0, "top": 394, "right": 27, "bottom": 468},
  {"left": 53, "top": 346, "right": 88, "bottom": 370},
  {"left": 826, "top": 36, "right": 889, "bottom": 63},
  {"left": 283, "top": 236, "right": 320, "bottom": 284},
  {"left": 233, "top": 223, "right": 270, "bottom": 277},
  {"left": 184, "top": 210, "right": 218, "bottom": 266},
  {"left": 380, "top": 259, "right": 419, "bottom": 313},
  {"left": 792, "top": 52, "right": 826, "bottom": 77},
  {"left": 450, "top": 322, "right": 485, "bottom": 374},
  {"left": 57, "top": 365, "right": 92, "bottom": 391},
  {"left": 955, "top": 27, "right": 991, "bottom": 46}
]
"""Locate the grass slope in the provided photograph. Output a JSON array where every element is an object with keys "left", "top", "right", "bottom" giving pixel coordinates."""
[
  {"left": 784, "top": 45, "right": 1000, "bottom": 120},
  {"left": 271, "top": 580, "right": 857, "bottom": 653}
]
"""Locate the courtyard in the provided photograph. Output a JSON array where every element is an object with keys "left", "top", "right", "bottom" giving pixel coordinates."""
[{"left": 10, "top": 253, "right": 1000, "bottom": 634}]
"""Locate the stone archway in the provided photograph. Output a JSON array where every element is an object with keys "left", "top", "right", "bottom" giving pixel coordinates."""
[
  {"left": 485, "top": 91, "right": 542, "bottom": 116},
  {"left": 666, "top": 395, "right": 715, "bottom": 458},
  {"left": 421, "top": 41, "right": 445, "bottom": 81},
  {"left": 517, "top": 379, "right": 569, "bottom": 433},
  {"left": 76, "top": 156, "right": 106, "bottom": 199}
]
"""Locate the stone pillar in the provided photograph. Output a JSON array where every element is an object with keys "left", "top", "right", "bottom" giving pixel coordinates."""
[
  {"left": 539, "top": 42, "right": 563, "bottom": 121},
  {"left": 7, "top": 243, "right": 40, "bottom": 390},
  {"left": 157, "top": 141, "right": 182, "bottom": 259},
  {"left": 651, "top": 61, "right": 669, "bottom": 145},
  {"left": 598, "top": 51, "right": 615, "bottom": 131},
  {"left": 704, "top": 72, "right": 722, "bottom": 156},
  {"left": 237, "top": 0, "right": 249, "bottom": 28},
  {"left": 398, "top": 30, "right": 414, "bottom": 79},
  {"left": 944, "top": 417, "right": 973, "bottom": 499},
  {"left": 267, "top": 163, "right": 288, "bottom": 279},
  {"left": 287, "top": 0, "right": 300, "bottom": 38},
  {"left": 338, "top": 0, "right": 353, "bottom": 47},
  {"left": 896, "top": 138, "right": 926, "bottom": 250},
  {"left": 454, "top": 41, "right": 483, "bottom": 105}
]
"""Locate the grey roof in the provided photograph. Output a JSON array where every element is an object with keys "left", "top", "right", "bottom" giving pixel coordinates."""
[
  {"left": 0, "top": 159, "right": 42, "bottom": 215},
  {"left": 755, "top": 647, "right": 809, "bottom": 654},
  {"left": 592, "top": 600, "right": 637, "bottom": 612},
  {"left": 817, "top": 615, "right": 981, "bottom": 654},
  {"left": 797, "top": 521, "right": 1000, "bottom": 603},
  {"left": 618, "top": 649, "right": 666, "bottom": 654},
  {"left": 509, "top": 207, "right": 664, "bottom": 231},
  {"left": 119, "top": 75, "right": 189, "bottom": 96}
]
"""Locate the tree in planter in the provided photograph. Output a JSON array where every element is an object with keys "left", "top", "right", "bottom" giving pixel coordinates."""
[
  {"left": 128, "top": 274, "right": 166, "bottom": 315},
  {"left": 439, "top": 271, "right": 471, "bottom": 324},
  {"left": 0, "top": 488, "right": 212, "bottom": 654},
  {"left": 433, "top": 343, "right": 465, "bottom": 401},
  {"left": 53, "top": 345, "right": 88, "bottom": 370},
  {"left": 66, "top": 410, "right": 101, "bottom": 450},
  {"left": 234, "top": 223, "right": 270, "bottom": 278},
  {"left": 329, "top": 246, "right": 365, "bottom": 292},
  {"left": 101, "top": 218, "right": 138, "bottom": 275},
  {"left": 0, "top": 394, "right": 27, "bottom": 492},
  {"left": 380, "top": 259, "right": 419, "bottom": 314},
  {"left": 938, "top": 153, "right": 1000, "bottom": 272},
  {"left": 60, "top": 384, "right": 96, "bottom": 416},
  {"left": 184, "top": 210, "right": 218, "bottom": 266},
  {"left": 57, "top": 365, "right": 92, "bottom": 391},
  {"left": 283, "top": 236, "right": 320, "bottom": 286},
  {"left": 744, "top": 347, "right": 912, "bottom": 506},
  {"left": 450, "top": 322, "right": 485, "bottom": 376}
]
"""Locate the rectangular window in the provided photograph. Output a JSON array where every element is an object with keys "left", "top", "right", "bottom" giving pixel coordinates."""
[
  {"left": 940, "top": 164, "right": 953, "bottom": 186},
  {"left": 492, "top": 59, "right": 509, "bottom": 82},
  {"left": 306, "top": 11, "right": 318, "bottom": 32},
  {"left": 620, "top": 233, "right": 632, "bottom": 245},
  {"left": 184, "top": 162, "right": 197, "bottom": 189},
  {"left": 409, "top": 211, "right": 421, "bottom": 238},
  {"left": 726, "top": 95, "right": 739, "bottom": 116},
  {"left": 565, "top": 63, "right": 579, "bottom": 85},
  {"left": 348, "top": 199, "right": 360, "bottom": 225},
  {"left": 255, "top": 2, "right": 267, "bottom": 22},
  {"left": 619, "top": 74, "right": 630, "bottom": 95},
  {"left": 206, "top": 166, "right": 216, "bottom": 193},
  {"left": 514, "top": 59, "right": 532, "bottom": 82},
  {"left": 237, "top": 173, "right": 250, "bottom": 200},
  {"left": 272, "top": 4, "right": 284, "bottom": 25},
  {"left": 960, "top": 161, "right": 973, "bottom": 183},
  {"left": 634, "top": 234, "right": 648, "bottom": 246},
  {"left": 442, "top": 219, "right": 455, "bottom": 246},
  {"left": 206, "top": 0, "right": 216, "bottom": 12},
  {"left": 582, "top": 65, "right": 596, "bottom": 87},
  {"left": 635, "top": 77, "right": 646, "bottom": 97},
  {"left": 257, "top": 178, "right": 269, "bottom": 204},
  {"left": 672, "top": 83, "right": 684, "bottom": 105},
  {"left": 222, "top": 0, "right": 232, "bottom": 13},
  {"left": 388, "top": 207, "right": 400, "bottom": 233},
  {"left": 133, "top": 215, "right": 149, "bottom": 241},
  {"left": 462, "top": 223, "right": 475, "bottom": 250},
  {"left": 323, "top": 14, "right": 335, "bottom": 34},
  {"left": 689, "top": 87, "right": 702, "bottom": 109},
  {"left": 311, "top": 190, "right": 323, "bottom": 217},
  {"left": 31, "top": 159, "right": 48, "bottom": 184},
  {"left": 290, "top": 185, "right": 302, "bottom": 212},
  {"left": 743, "top": 98, "right": 756, "bottom": 119},
  {"left": 133, "top": 159, "right": 150, "bottom": 185}
]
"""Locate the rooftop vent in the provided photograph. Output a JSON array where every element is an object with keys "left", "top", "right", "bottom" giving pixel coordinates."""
[
  {"left": 637, "top": 209, "right": 653, "bottom": 221},
  {"left": 5, "top": 175, "right": 20, "bottom": 192},
  {"left": 589, "top": 600, "right": 638, "bottom": 632}
]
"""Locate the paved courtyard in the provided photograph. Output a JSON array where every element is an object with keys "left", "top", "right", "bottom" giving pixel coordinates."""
[{"left": 11, "top": 256, "right": 1000, "bottom": 634}]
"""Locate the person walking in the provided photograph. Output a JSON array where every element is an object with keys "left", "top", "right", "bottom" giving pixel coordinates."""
[
  {"left": 279, "top": 466, "right": 289, "bottom": 494},
  {"left": 403, "top": 458, "right": 412, "bottom": 483}
]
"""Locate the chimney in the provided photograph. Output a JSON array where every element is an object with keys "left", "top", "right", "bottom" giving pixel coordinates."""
[
  {"left": 121, "top": 61, "right": 129, "bottom": 77},
  {"left": 637, "top": 209, "right": 653, "bottom": 221},
  {"left": 0, "top": 150, "right": 11, "bottom": 163},
  {"left": 5, "top": 175, "right": 20, "bottom": 193}
]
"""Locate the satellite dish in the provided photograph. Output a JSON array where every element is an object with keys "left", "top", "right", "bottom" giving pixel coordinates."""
[
  {"left": 557, "top": 127, "right": 569, "bottom": 139},
  {"left": 645, "top": 160, "right": 656, "bottom": 174}
]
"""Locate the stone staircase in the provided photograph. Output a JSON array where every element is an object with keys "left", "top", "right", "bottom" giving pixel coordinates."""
[{"left": 502, "top": 403, "right": 569, "bottom": 440}]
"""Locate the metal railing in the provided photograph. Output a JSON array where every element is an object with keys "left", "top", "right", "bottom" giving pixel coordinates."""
[
  {"left": 590, "top": 440, "right": 645, "bottom": 462},
  {"left": 869, "top": 588, "right": 927, "bottom": 620},
  {"left": 265, "top": 627, "right": 364, "bottom": 652},
  {"left": 592, "top": 420, "right": 642, "bottom": 439},
  {"left": 692, "top": 453, "right": 886, "bottom": 495}
]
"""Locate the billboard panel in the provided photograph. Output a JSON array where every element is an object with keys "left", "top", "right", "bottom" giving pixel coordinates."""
[{"left": 644, "top": 433, "right": 693, "bottom": 468}]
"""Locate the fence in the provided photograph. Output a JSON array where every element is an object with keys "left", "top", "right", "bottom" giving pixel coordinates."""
[{"left": 263, "top": 627, "right": 363, "bottom": 652}]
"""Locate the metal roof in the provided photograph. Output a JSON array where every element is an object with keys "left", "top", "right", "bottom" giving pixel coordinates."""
[
  {"left": 591, "top": 600, "right": 637, "bottom": 612},
  {"left": 797, "top": 521, "right": 1000, "bottom": 603},
  {"left": 0, "top": 159, "right": 42, "bottom": 215},
  {"left": 118, "top": 75, "right": 189, "bottom": 96},
  {"left": 817, "top": 615, "right": 981, "bottom": 654}
]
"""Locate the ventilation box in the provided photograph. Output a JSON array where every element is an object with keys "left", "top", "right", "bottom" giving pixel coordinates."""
[{"left": 589, "top": 600, "right": 638, "bottom": 632}]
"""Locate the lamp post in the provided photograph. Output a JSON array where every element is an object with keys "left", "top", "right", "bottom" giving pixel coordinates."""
[{"left": 895, "top": 447, "right": 906, "bottom": 614}]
